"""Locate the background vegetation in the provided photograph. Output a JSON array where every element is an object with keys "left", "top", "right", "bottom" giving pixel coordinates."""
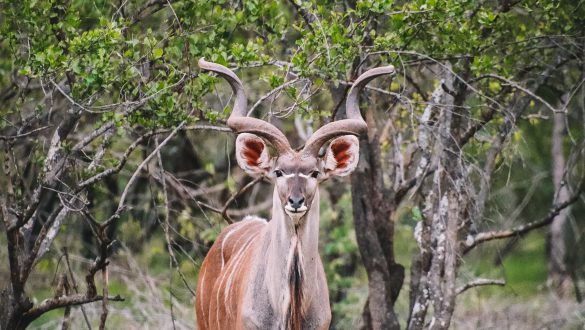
[{"left": 1, "top": 0, "right": 584, "bottom": 329}]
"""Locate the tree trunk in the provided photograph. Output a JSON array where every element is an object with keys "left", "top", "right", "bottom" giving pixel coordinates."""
[
  {"left": 408, "top": 63, "right": 470, "bottom": 330},
  {"left": 548, "top": 109, "right": 572, "bottom": 298},
  {"left": 351, "top": 110, "right": 404, "bottom": 330}
]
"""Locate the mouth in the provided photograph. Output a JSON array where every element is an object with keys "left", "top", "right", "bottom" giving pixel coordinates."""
[{"left": 284, "top": 205, "right": 307, "bottom": 217}]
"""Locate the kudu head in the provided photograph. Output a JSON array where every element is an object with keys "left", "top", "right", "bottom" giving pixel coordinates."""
[{"left": 198, "top": 59, "right": 394, "bottom": 225}]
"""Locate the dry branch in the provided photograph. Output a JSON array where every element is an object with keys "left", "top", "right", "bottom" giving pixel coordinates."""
[
  {"left": 221, "top": 176, "right": 265, "bottom": 224},
  {"left": 456, "top": 278, "right": 506, "bottom": 295},
  {"left": 0, "top": 126, "right": 51, "bottom": 142},
  {"left": 475, "top": 74, "right": 561, "bottom": 113},
  {"left": 21, "top": 294, "right": 123, "bottom": 324},
  {"left": 464, "top": 175, "right": 585, "bottom": 253}
]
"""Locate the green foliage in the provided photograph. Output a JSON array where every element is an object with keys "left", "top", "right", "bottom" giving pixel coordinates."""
[
  {"left": 320, "top": 190, "right": 365, "bottom": 326},
  {"left": 2, "top": 0, "right": 584, "bottom": 327}
]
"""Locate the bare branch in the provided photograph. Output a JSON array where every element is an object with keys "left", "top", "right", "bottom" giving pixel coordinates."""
[
  {"left": 16, "top": 108, "right": 83, "bottom": 230},
  {"left": 87, "top": 128, "right": 114, "bottom": 171},
  {"left": 22, "top": 294, "right": 124, "bottom": 322},
  {"left": 0, "top": 126, "right": 51, "bottom": 142},
  {"left": 72, "top": 121, "right": 116, "bottom": 152},
  {"left": 456, "top": 278, "right": 506, "bottom": 295},
  {"left": 247, "top": 78, "right": 303, "bottom": 116},
  {"left": 155, "top": 137, "right": 196, "bottom": 297},
  {"left": 464, "top": 175, "right": 585, "bottom": 253},
  {"left": 129, "top": 0, "right": 167, "bottom": 26},
  {"left": 63, "top": 249, "right": 92, "bottom": 330},
  {"left": 56, "top": 275, "right": 71, "bottom": 330},
  {"left": 78, "top": 125, "right": 230, "bottom": 189},
  {"left": 221, "top": 176, "right": 265, "bottom": 224},
  {"left": 104, "top": 116, "right": 199, "bottom": 229},
  {"left": 50, "top": 80, "right": 91, "bottom": 112},
  {"left": 99, "top": 267, "right": 109, "bottom": 330},
  {"left": 477, "top": 74, "right": 561, "bottom": 113},
  {"left": 366, "top": 50, "right": 505, "bottom": 110}
]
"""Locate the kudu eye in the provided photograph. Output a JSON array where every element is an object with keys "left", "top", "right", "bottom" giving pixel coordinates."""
[
  {"left": 310, "top": 171, "right": 320, "bottom": 179},
  {"left": 274, "top": 170, "right": 284, "bottom": 178}
]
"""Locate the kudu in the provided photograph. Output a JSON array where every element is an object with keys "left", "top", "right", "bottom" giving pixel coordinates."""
[{"left": 195, "top": 58, "right": 394, "bottom": 330}]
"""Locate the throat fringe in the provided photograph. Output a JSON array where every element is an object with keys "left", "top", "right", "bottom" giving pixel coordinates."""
[{"left": 286, "top": 242, "right": 304, "bottom": 330}]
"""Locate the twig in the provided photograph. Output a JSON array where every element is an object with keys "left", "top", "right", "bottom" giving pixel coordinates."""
[
  {"left": 458, "top": 107, "right": 497, "bottom": 147},
  {"left": 112, "top": 118, "right": 190, "bottom": 224},
  {"left": 154, "top": 138, "right": 179, "bottom": 330},
  {"left": 226, "top": 197, "right": 272, "bottom": 217},
  {"left": 22, "top": 294, "right": 124, "bottom": 322},
  {"left": 129, "top": 0, "right": 167, "bottom": 26},
  {"left": 476, "top": 73, "right": 561, "bottom": 113},
  {"left": 0, "top": 126, "right": 51, "bottom": 141},
  {"left": 456, "top": 278, "right": 506, "bottom": 295},
  {"left": 366, "top": 50, "right": 505, "bottom": 110},
  {"left": 63, "top": 249, "right": 92, "bottom": 330},
  {"left": 58, "top": 275, "right": 71, "bottom": 330},
  {"left": 221, "top": 176, "right": 265, "bottom": 224},
  {"left": 99, "top": 267, "right": 108, "bottom": 330},
  {"left": 247, "top": 78, "right": 303, "bottom": 116},
  {"left": 464, "top": 174, "right": 585, "bottom": 253},
  {"left": 155, "top": 137, "right": 195, "bottom": 299},
  {"left": 78, "top": 125, "right": 229, "bottom": 189},
  {"left": 50, "top": 79, "right": 90, "bottom": 112}
]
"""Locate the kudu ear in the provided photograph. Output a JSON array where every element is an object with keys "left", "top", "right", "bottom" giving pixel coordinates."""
[
  {"left": 323, "top": 135, "right": 360, "bottom": 177},
  {"left": 235, "top": 133, "right": 273, "bottom": 176}
]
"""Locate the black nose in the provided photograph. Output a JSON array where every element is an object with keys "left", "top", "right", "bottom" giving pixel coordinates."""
[{"left": 288, "top": 196, "right": 305, "bottom": 209}]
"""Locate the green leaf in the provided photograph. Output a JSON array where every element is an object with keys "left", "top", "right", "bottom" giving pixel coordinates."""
[
  {"left": 412, "top": 207, "right": 423, "bottom": 221},
  {"left": 152, "top": 48, "right": 164, "bottom": 60}
]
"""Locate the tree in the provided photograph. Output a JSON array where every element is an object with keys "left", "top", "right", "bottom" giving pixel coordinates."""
[{"left": 1, "top": 0, "right": 585, "bottom": 329}]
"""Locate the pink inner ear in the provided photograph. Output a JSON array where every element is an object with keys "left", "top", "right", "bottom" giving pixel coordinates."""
[
  {"left": 243, "top": 139, "right": 264, "bottom": 166},
  {"left": 331, "top": 140, "right": 351, "bottom": 169}
]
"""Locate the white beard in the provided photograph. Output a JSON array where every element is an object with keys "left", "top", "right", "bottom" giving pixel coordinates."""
[{"left": 284, "top": 206, "right": 307, "bottom": 226}]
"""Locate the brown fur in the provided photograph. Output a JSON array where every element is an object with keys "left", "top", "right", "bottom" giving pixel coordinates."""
[{"left": 195, "top": 219, "right": 265, "bottom": 330}]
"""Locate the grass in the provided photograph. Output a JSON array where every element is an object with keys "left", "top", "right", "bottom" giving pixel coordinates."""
[
  {"left": 27, "top": 247, "right": 196, "bottom": 330},
  {"left": 452, "top": 293, "right": 585, "bottom": 330}
]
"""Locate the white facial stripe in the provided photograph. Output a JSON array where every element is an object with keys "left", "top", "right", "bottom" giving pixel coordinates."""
[{"left": 282, "top": 173, "right": 313, "bottom": 179}]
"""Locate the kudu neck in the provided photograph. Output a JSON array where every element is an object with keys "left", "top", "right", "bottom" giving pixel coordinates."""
[{"left": 265, "top": 188, "right": 322, "bottom": 322}]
